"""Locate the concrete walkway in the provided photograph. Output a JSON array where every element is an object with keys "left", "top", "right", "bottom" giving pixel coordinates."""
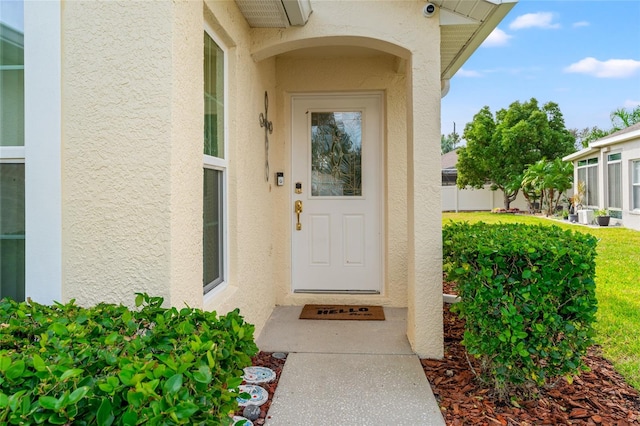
[{"left": 255, "top": 306, "right": 445, "bottom": 425}]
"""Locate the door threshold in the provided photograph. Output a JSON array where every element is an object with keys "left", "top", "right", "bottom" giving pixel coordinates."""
[{"left": 293, "top": 290, "right": 380, "bottom": 294}]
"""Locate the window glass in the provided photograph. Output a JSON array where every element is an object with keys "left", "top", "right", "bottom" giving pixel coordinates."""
[
  {"left": 0, "top": 163, "right": 25, "bottom": 301},
  {"left": 203, "top": 168, "right": 223, "bottom": 292},
  {"left": 203, "top": 30, "right": 226, "bottom": 294},
  {"left": 633, "top": 161, "right": 640, "bottom": 210},
  {"left": 0, "top": 1, "right": 25, "bottom": 301},
  {"left": 607, "top": 161, "right": 621, "bottom": 209},
  {"left": 607, "top": 153, "right": 621, "bottom": 162},
  {"left": 586, "top": 164, "right": 598, "bottom": 206},
  {"left": 577, "top": 158, "right": 598, "bottom": 207},
  {"left": 1, "top": 0, "right": 24, "bottom": 146},
  {"left": 204, "top": 33, "right": 224, "bottom": 158},
  {"left": 311, "top": 112, "right": 362, "bottom": 196}
]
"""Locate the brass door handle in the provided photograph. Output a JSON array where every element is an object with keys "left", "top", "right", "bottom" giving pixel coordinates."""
[{"left": 294, "top": 200, "right": 303, "bottom": 230}]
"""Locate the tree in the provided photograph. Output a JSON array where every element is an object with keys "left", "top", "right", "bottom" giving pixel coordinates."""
[
  {"left": 571, "top": 126, "right": 609, "bottom": 149},
  {"left": 456, "top": 98, "right": 575, "bottom": 209},
  {"left": 521, "top": 158, "right": 573, "bottom": 216},
  {"left": 611, "top": 105, "right": 640, "bottom": 131},
  {"left": 570, "top": 105, "right": 640, "bottom": 147},
  {"left": 441, "top": 129, "right": 461, "bottom": 154}
]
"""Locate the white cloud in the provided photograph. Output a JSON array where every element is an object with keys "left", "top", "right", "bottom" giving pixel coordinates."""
[
  {"left": 481, "top": 28, "right": 512, "bottom": 47},
  {"left": 509, "top": 12, "right": 561, "bottom": 30},
  {"left": 457, "top": 68, "right": 482, "bottom": 78},
  {"left": 624, "top": 100, "right": 640, "bottom": 108},
  {"left": 564, "top": 57, "right": 640, "bottom": 78},
  {"left": 573, "top": 21, "right": 590, "bottom": 28}
]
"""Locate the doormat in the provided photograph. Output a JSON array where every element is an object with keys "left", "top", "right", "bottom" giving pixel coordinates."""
[{"left": 299, "top": 304, "right": 385, "bottom": 320}]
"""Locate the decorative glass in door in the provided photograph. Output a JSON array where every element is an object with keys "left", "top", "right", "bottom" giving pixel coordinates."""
[{"left": 310, "top": 112, "right": 362, "bottom": 197}]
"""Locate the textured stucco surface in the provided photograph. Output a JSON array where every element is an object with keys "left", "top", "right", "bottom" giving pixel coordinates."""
[
  {"left": 274, "top": 56, "right": 408, "bottom": 308},
  {"left": 59, "top": 0, "right": 443, "bottom": 356},
  {"left": 62, "top": 1, "right": 176, "bottom": 306},
  {"left": 201, "top": 0, "right": 278, "bottom": 334},
  {"left": 261, "top": 1, "right": 443, "bottom": 357}
]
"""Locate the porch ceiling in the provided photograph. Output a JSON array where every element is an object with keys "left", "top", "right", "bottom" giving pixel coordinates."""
[{"left": 234, "top": 0, "right": 517, "bottom": 81}]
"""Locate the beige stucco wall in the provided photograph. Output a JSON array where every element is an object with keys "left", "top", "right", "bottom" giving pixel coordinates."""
[
  {"left": 273, "top": 55, "right": 408, "bottom": 308},
  {"left": 201, "top": 0, "right": 279, "bottom": 334},
  {"left": 61, "top": 0, "right": 278, "bottom": 334},
  {"left": 253, "top": 1, "right": 443, "bottom": 357},
  {"left": 62, "top": 0, "right": 178, "bottom": 305},
  {"left": 60, "top": 0, "right": 443, "bottom": 357}
]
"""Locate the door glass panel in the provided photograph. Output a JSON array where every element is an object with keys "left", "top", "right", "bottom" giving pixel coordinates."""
[
  {"left": 0, "top": 163, "right": 25, "bottom": 301},
  {"left": 310, "top": 112, "right": 362, "bottom": 197}
]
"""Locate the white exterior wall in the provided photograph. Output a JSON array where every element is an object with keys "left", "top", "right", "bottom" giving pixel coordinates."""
[
  {"left": 620, "top": 140, "right": 640, "bottom": 230},
  {"left": 569, "top": 138, "right": 640, "bottom": 231}
]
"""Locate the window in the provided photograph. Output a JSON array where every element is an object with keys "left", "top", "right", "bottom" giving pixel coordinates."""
[
  {"left": 607, "top": 153, "right": 622, "bottom": 217},
  {"left": 633, "top": 161, "right": 640, "bottom": 211},
  {"left": 203, "top": 29, "right": 226, "bottom": 294},
  {"left": 1, "top": 0, "right": 25, "bottom": 301},
  {"left": 577, "top": 158, "right": 598, "bottom": 207},
  {"left": 441, "top": 170, "right": 457, "bottom": 186}
]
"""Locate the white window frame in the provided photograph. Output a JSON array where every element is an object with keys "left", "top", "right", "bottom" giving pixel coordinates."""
[
  {"left": 633, "top": 160, "right": 640, "bottom": 212},
  {"left": 0, "top": 1, "right": 61, "bottom": 304},
  {"left": 203, "top": 23, "right": 229, "bottom": 299},
  {"left": 577, "top": 157, "right": 598, "bottom": 207},
  {"left": 607, "top": 152, "right": 622, "bottom": 215}
]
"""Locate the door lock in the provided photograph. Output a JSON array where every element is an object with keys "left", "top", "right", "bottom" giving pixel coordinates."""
[{"left": 294, "top": 200, "right": 303, "bottom": 231}]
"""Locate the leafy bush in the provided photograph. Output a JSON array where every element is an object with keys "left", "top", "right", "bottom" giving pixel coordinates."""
[
  {"left": 0, "top": 293, "right": 258, "bottom": 425},
  {"left": 443, "top": 222, "right": 598, "bottom": 398}
]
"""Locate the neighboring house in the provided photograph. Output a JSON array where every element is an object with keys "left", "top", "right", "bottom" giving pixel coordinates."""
[
  {"left": 441, "top": 150, "right": 528, "bottom": 212},
  {"left": 0, "top": 0, "right": 516, "bottom": 358},
  {"left": 563, "top": 122, "right": 640, "bottom": 230}
]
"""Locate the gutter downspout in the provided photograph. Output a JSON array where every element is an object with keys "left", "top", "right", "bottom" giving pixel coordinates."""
[{"left": 441, "top": 79, "right": 450, "bottom": 98}]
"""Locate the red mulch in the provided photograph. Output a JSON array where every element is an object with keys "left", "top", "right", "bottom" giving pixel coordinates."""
[
  {"left": 236, "top": 352, "right": 287, "bottom": 425},
  {"left": 443, "top": 280, "right": 458, "bottom": 295},
  {"left": 243, "top": 291, "right": 640, "bottom": 425},
  {"left": 422, "top": 304, "right": 640, "bottom": 425}
]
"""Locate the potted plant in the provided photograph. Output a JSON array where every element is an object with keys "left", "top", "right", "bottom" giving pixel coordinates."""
[
  {"left": 561, "top": 209, "right": 569, "bottom": 220},
  {"left": 595, "top": 208, "right": 611, "bottom": 226},
  {"left": 568, "top": 197, "right": 579, "bottom": 223}
]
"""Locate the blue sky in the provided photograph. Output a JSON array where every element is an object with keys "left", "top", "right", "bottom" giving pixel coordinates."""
[{"left": 441, "top": 0, "right": 640, "bottom": 138}]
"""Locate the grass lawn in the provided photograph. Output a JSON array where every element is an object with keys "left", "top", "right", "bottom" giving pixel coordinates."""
[{"left": 442, "top": 211, "right": 640, "bottom": 390}]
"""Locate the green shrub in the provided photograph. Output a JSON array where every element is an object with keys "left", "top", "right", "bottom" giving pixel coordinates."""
[
  {"left": 0, "top": 293, "right": 258, "bottom": 425},
  {"left": 443, "top": 222, "right": 598, "bottom": 399}
]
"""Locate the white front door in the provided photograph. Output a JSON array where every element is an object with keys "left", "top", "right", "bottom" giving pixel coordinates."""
[{"left": 291, "top": 93, "right": 383, "bottom": 293}]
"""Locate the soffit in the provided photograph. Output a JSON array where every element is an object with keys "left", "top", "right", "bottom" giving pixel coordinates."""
[
  {"left": 235, "top": 0, "right": 517, "bottom": 80},
  {"left": 435, "top": 0, "right": 517, "bottom": 80}
]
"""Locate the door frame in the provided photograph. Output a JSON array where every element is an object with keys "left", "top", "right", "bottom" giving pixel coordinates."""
[{"left": 289, "top": 91, "right": 385, "bottom": 294}]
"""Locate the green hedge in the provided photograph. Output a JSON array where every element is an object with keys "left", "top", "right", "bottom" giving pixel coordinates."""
[
  {"left": 443, "top": 222, "right": 598, "bottom": 398},
  {"left": 0, "top": 293, "right": 258, "bottom": 425}
]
